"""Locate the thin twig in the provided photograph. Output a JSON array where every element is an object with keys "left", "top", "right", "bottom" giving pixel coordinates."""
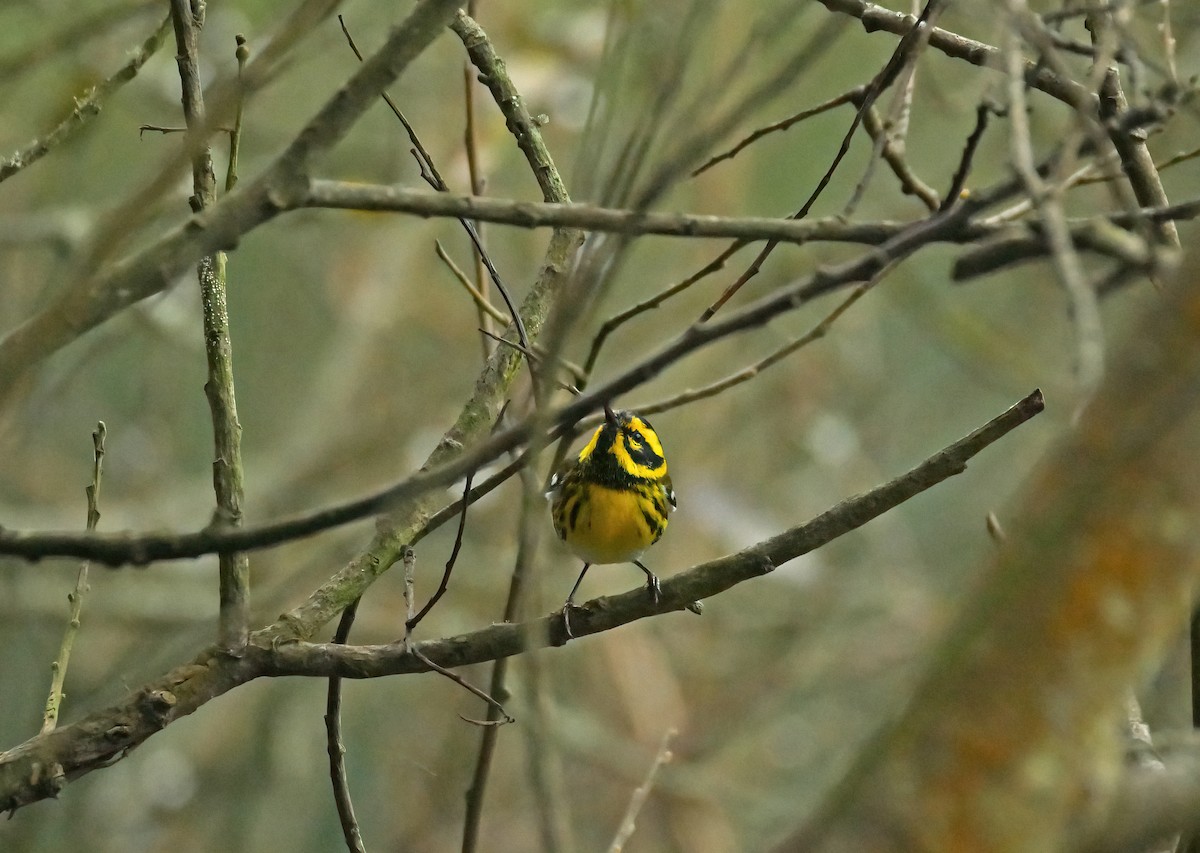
[
  {"left": 580, "top": 242, "right": 749, "bottom": 388},
  {"left": 691, "top": 86, "right": 866, "bottom": 177},
  {"left": 1079, "top": 143, "right": 1200, "bottom": 186},
  {"left": 434, "top": 240, "right": 510, "bottom": 325},
  {"left": 138, "top": 124, "right": 235, "bottom": 135},
  {"left": 405, "top": 472, "right": 475, "bottom": 633},
  {"left": 1004, "top": 8, "right": 1104, "bottom": 403},
  {"left": 480, "top": 331, "right": 584, "bottom": 392},
  {"left": 407, "top": 396, "right": 511, "bottom": 638},
  {"left": 462, "top": 467, "right": 545, "bottom": 853},
  {"left": 636, "top": 264, "right": 893, "bottom": 417},
  {"left": 859, "top": 95, "right": 941, "bottom": 211},
  {"left": 608, "top": 728, "right": 677, "bottom": 852},
  {"left": 463, "top": 58, "right": 493, "bottom": 360},
  {"left": 477, "top": 331, "right": 580, "bottom": 381},
  {"left": 842, "top": 102, "right": 896, "bottom": 218},
  {"left": 304, "top": 182, "right": 926, "bottom": 244},
  {"left": 410, "top": 646, "right": 513, "bottom": 725},
  {"left": 390, "top": 544, "right": 514, "bottom": 724},
  {"left": 41, "top": 422, "right": 106, "bottom": 734},
  {"left": 226, "top": 35, "right": 249, "bottom": 193},
  {"left": 325, "top": 598, "right": 367, "bottom": 853},
  {"left": 941, "top": 103, "right": 993, "bottom": 211}
]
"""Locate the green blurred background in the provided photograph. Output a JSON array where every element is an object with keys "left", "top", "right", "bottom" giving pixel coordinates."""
[{"left": 1, "top": 0, "right": 1197, "bottom": 850}]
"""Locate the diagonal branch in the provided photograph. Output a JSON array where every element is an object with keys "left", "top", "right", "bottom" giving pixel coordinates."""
[
  {"left": 0, "top": 0, "right": 463, "bottom": 402},
  {"left": 0, "top": 388, "right": 1044, "bottom": 813},
  {"left": 0, "top": 14, "right": 172, "bottom": 184}
]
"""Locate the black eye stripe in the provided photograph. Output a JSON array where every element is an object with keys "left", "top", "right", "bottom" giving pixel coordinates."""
[{"left": 625, "top": 436, "right": 663, "bottom": 468}]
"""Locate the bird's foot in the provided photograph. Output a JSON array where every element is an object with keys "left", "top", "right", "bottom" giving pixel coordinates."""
[
  {"left": 645, "top": 573, "right": 662, "bottom": 605},
  {"left": 560, "top": 600, "right": 584, "bottom": 640}
]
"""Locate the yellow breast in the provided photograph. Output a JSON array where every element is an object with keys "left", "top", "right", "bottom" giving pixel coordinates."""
[{"left": 559, "top": 484, "right": 665, "bottom": 565}]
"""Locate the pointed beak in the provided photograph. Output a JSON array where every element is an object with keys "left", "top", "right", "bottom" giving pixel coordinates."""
[{"left": 604, "top": 403, "right": 618, "bottom": 427}]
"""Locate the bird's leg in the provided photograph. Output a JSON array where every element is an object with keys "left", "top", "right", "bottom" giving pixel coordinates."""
[
  {"left": 561, "top": 563, "right": 591, "bottom": 639},
  {"left": 634, "top": 560, "right": 661, "bottom": 604}
]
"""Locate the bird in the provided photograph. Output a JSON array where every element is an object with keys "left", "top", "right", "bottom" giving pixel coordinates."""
[{"left": 548, "top": 404, "right": 675, "bottom": 637}]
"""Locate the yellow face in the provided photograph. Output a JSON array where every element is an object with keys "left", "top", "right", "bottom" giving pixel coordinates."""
[{"left": 577, "top": 411, "right": 667, "bottom": 482}]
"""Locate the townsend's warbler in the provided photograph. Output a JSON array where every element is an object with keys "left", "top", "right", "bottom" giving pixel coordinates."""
[{"left": 548, "top": 405, "right": 675, "bottom": 635}]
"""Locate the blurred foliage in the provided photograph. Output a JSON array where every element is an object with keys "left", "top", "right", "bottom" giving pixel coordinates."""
[{"left": 1, "top": 0, "right": 1198, "bottom": 851}]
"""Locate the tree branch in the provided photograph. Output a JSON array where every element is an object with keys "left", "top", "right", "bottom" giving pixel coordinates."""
[
  {"left": 0, "top": 14, "right": 172, "bottom": 184},
  {"left": 0, "top": 0, "right": 463, "bottom": 401},
  {"left": 816, "top": 0, "right": 1095, "bottom": 110},
  {"left": 302, "top": 180, "right": 1200, "bottom": 250},
  {"left": 0, "top": 388, "right": 1044, "bottom": 813}
]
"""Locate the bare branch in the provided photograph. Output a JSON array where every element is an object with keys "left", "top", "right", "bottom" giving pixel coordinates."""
[
  {"left": 0, "top": 15, "right": 172, "bottom": 184},
  {"left": 816, "top": 0, "right": 1095, "bottom": 110},
  {"left": 0, "top": 388, "right": 1043, "bottom": 813},
  {"left": 0, "top": 0, "right": 464, "bottom": 400},
  {"left": 169, "top": 0, "right": 251, "bottom": 656}
]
